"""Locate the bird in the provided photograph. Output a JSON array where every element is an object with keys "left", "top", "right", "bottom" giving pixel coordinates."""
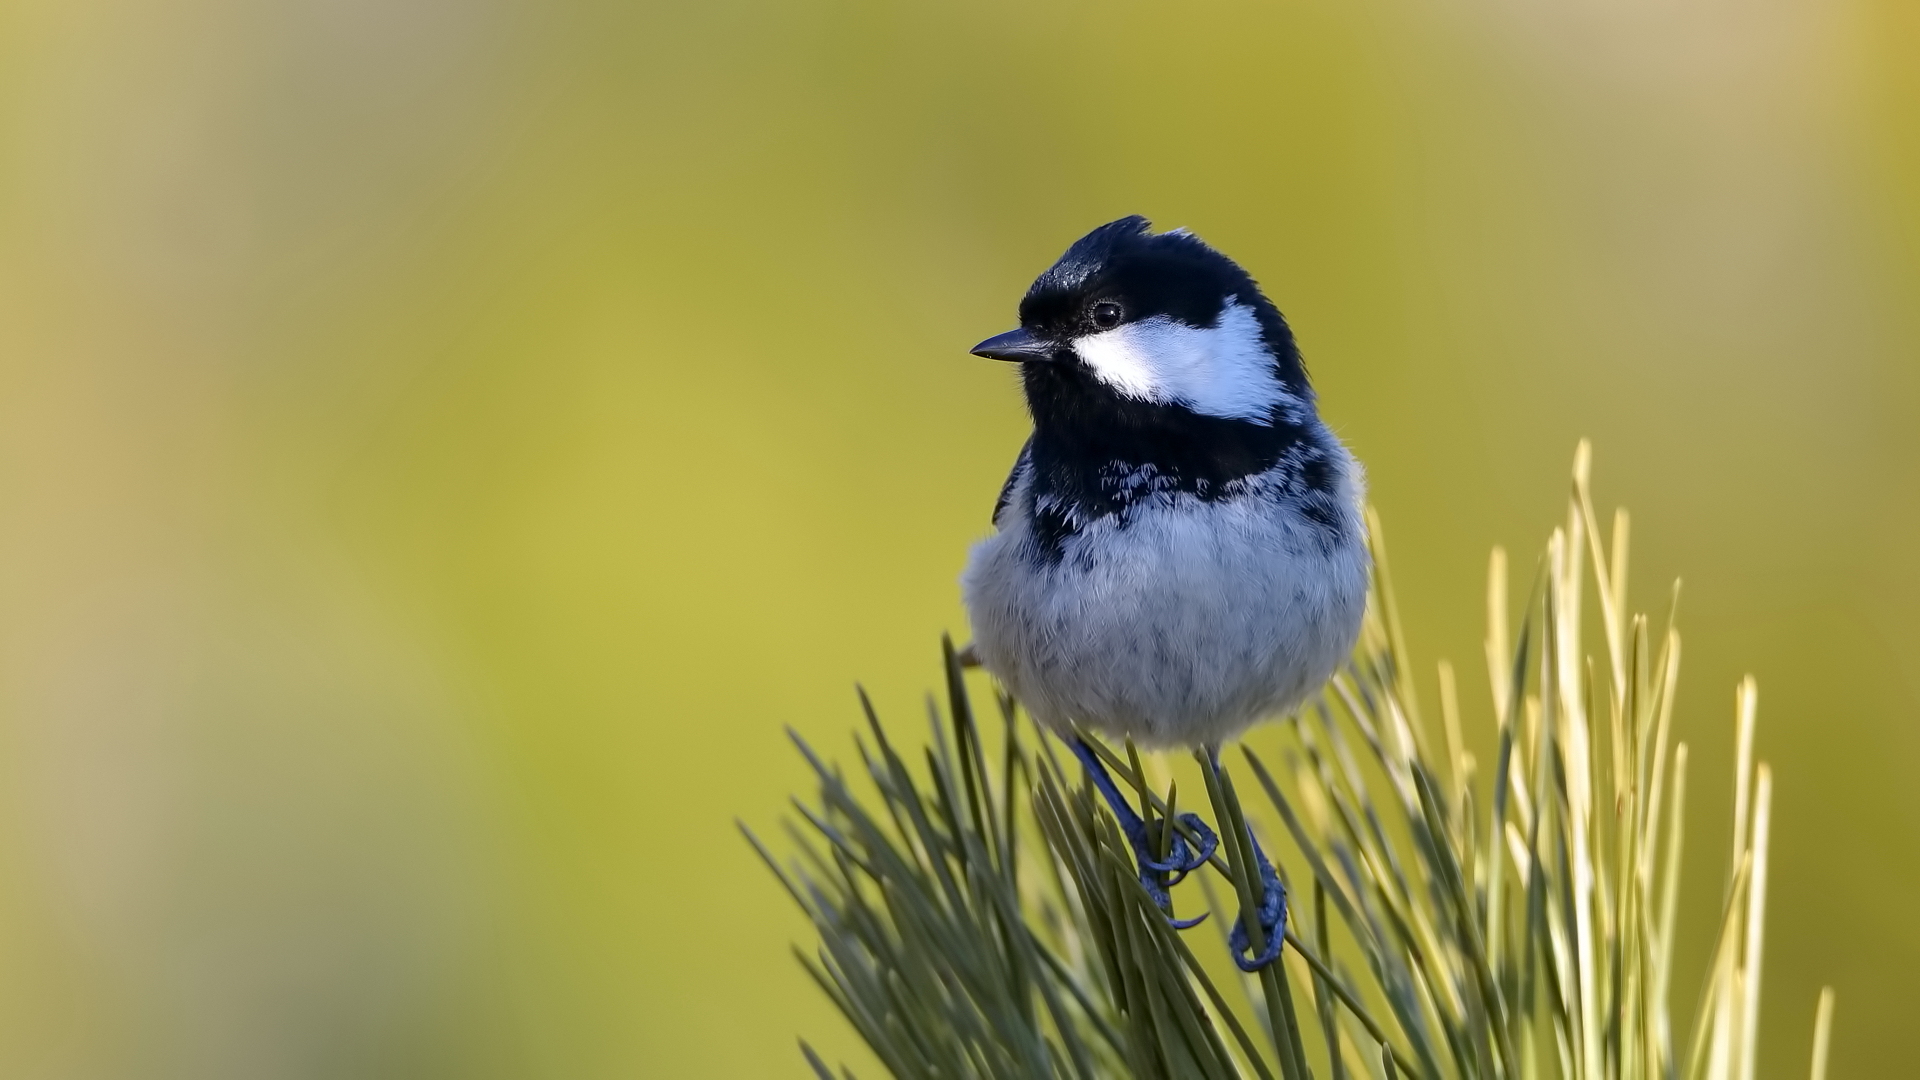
[{"left": 959, "top": 215, "right": 1370, "bottom": 970}]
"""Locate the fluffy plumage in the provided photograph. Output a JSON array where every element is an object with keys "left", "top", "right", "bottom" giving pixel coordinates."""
[{"left": 962, "top": 216, "right": 1369, "bottom": 749}]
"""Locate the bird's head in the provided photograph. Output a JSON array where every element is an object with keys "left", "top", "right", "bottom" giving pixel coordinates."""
[{"left": 971, "top": 216, "right": 1310, "bottom": 431}]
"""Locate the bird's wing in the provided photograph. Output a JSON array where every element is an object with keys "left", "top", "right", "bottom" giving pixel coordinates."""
[{"left": 992, "top": 437, "right": 1033, "bottom": 528}]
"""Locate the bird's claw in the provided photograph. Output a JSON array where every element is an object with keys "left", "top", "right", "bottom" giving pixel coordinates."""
[
  {"left": 1127, "top": 813, "right": 1215, "bottom": 927},
  {"left": 1138, "top": 811, "right": 1218, "bottom": 879},
  {"left": 1170, "top": 908, "right": 1210, "bottom": 931},
  {"left": 1227, "top": 840, "right": 1289, "bottom": 971}
]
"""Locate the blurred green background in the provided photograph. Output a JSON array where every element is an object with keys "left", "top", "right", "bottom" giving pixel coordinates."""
[{"left": 0, "top": 0, "right": 1915, "bottom": 1076}]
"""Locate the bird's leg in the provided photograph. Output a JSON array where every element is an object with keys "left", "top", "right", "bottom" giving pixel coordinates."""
[
  {"left": 1069, "top": 737, "right": 1217, "bottom": 927},
  {"left": 1204, "top": 746, "right": 1288, "bottom": 972}
]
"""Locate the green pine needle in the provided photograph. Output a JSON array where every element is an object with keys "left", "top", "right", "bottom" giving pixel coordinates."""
[{"left": 748, "top": 445, "right": 1835, "bottom": 1080}]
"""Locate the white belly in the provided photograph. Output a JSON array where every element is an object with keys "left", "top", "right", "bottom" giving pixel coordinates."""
[{"left": 961, "top": 484, "right": 1369, "bottom": 749}]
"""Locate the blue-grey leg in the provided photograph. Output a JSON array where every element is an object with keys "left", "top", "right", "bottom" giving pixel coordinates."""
[
  {"left": 1204, "top": 747, "right": 1288, "bottom": 971},
  {"left": 1069, "top": 737, "right": 1217, "bottom": 928}
]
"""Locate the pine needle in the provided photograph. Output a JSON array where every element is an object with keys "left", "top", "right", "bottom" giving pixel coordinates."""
[{"left": 755, "top": 446, "right": 1826, "bottom": 1079}]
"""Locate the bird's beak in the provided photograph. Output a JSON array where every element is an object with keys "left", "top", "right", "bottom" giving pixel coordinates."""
[{"left": 970, "top": 328, "right": 1058, "bottom": 363}]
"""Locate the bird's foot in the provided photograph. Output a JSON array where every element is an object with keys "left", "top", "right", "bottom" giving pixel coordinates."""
[
  {"left": 1070, "top": 738, "right": 1217, "bottom": 928},
  {"left": 1136, "top": 812, "right": 1218, "bottom": 929},
  {"left": 1139, "top": 810, "right": 1217, "bottom": 879},
  {"left": 1226, "top": 832, "right": 1288, "bottom": 971}
]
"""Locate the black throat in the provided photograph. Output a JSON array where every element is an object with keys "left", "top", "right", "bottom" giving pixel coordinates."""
[{"left": 1018, "top": 361, "right": 1322, "bottom": 560}]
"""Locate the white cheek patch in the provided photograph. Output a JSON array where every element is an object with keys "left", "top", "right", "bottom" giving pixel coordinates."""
[{"left": 1071, "top": 299, "right": 1290, "bottom": 424}]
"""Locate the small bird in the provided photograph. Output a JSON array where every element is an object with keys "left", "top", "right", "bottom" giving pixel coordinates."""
[{"left": 961, "top": 216, "right": 1370, "bottom": 969}]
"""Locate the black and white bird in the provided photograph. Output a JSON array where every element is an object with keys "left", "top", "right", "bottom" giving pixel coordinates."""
[{"left": 960, "top": 216, "right": 1370, "bottom": 969}]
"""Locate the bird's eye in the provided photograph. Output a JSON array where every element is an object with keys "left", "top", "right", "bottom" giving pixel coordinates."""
[{"left": 1090, "top": 301, "right": 1123, "bottom": 329}]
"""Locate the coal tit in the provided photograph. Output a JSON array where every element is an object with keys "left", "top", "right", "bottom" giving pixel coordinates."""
[{"left": 959, "top": 215, "right": 1369, "bottom": 968}]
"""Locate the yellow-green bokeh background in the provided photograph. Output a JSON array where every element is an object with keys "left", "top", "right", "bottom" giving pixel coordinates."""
[{"left": 1, "top": 0, "right": 1915, "bottom": 1076}]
